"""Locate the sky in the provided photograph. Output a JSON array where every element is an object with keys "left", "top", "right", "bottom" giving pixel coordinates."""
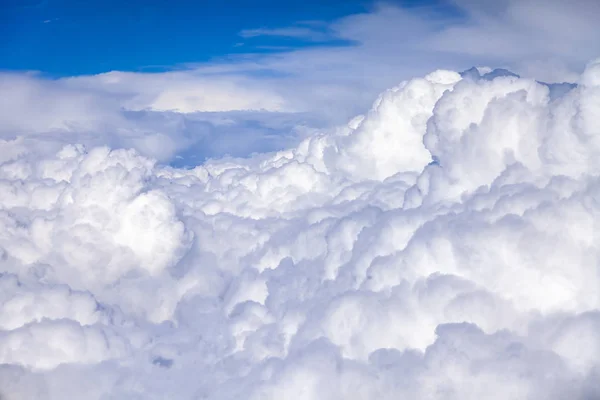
[
  {"left": 1, "top": 0, "right": 402, "bottom": 75},
  {"left": 2, "top": 1, "right": 600, "bottom": 399}
]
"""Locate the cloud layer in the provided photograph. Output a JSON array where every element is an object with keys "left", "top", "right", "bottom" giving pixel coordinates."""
[{"left": 1, "top": 51, "right": 600, "bottom": 399}]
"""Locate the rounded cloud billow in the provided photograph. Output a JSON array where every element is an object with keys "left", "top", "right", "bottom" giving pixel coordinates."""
[{"left": 1, "top": 59, "right": 600, "bottom": 399}]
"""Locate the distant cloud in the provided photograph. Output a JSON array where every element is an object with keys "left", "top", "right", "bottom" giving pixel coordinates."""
[{"left": 4, "top": 0, "right": 600, "bottom": 164}]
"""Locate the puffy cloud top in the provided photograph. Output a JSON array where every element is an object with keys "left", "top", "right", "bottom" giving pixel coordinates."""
[{"left": 1, "top": 59, "right": 600, "bottom": 399}]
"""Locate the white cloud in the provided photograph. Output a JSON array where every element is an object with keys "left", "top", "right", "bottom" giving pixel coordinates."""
[
  {"left": 2, "top": 2, "right": 600, "bottom": 399},
  {"left": 1, "top": 56, "right": 600, "bottom": 398},
  {"left": 239, "top": 26, "right": 334, "bottom": 42},
  {"left": 0, "top": 72, "right": 305, "bottom": 162}
]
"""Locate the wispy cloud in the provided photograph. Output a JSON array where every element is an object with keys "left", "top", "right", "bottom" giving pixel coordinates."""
[{"left": 239, "top": 26, "right": 335, "bottom": 42}]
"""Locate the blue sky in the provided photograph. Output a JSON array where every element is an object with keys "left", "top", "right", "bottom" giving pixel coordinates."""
[
  {"left": 2, "top": 0, "right": 597, "bottom": 81},
  {"left": 0, "top": 0, "right": 418, "bottom": 76}
]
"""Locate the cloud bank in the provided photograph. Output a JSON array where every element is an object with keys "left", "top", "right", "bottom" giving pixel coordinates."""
[{"left": 1, "top": 48, "right": 600, "bottom": 399}]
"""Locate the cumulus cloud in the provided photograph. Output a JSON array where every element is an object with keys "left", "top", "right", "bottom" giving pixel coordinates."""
[
  {"left": 3, "top": 1, "right": 600, "bottom": 397},
  {"left": 1, "top": 50, "right": 600, "bottom": 399}
]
